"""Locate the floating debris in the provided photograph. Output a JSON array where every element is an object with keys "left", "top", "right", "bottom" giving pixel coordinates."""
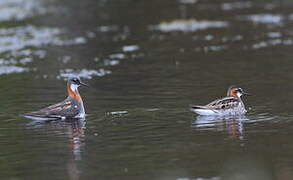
[
  {"left": 146, "top": 108, "right": 160, "bottom": 112},
  {"left": 107, "top": 111, "right": 128, "bottom": 115}
]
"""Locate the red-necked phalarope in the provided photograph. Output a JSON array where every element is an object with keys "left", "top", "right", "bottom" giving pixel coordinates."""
[
  {"left": 24, "top": 77, "right": 88, "bottom": 120},
  {"left": 190, "top": 86, "right": 250, "bottom": 116}
]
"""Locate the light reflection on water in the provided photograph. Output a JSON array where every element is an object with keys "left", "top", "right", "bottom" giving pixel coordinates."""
[
  {"left": 59, "top": 68, "right": 112, "bottom": 79},
  {"left": 0, "top": 0, "right": 46, "bottom": 21},
  {"left": 238, "top": 14, "right": 283, "bottom": 24},
  {"left": 150, "top": 19, "right": 228, "bottom": 32},
  {"left": 221, "top": 1, "right": 252, "bottom": 11}
]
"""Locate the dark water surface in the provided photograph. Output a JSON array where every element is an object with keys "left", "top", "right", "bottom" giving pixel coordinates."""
[{"left": 1, "top": 0, "right": 293, "bottom": 179}]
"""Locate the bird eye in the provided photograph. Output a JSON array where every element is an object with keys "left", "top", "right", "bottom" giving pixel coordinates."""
[{"left": 72, "top": 78, "right": 79, "bottom": 83}]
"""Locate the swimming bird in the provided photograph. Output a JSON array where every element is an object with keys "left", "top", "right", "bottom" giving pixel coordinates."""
[
  {"left": 24, "top": 77, "right": 88, "bottom": 120},
  {"left": 190, "top": 86, "right": 250, "bottom": 116}
]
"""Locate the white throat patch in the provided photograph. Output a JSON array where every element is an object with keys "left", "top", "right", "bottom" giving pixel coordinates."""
[
  {"left": 236, "top": 92, "right": 242, "bottom": 98},
  {"left": 70, "top": 84, "right": 79, "bottom": 92}
]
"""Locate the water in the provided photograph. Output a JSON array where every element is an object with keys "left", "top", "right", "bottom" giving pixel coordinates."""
[{"left": 0, "top": 0, "right": 293, "bottom": 179}]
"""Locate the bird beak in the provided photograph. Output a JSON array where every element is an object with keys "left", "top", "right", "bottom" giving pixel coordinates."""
[
  {"left": 242, "top": 92, "right": 251, "bottom": 96},
  {"left": 80, "top": 81, "right": 89, "bottom": 87}
]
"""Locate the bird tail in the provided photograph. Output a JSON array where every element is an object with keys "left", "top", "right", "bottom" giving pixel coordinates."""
[
  {"left": 190, "top": 105, "right": 217, "bottom": 116},
  {"left": 22, "top": 112, "right": 63, "bottom": 121}
]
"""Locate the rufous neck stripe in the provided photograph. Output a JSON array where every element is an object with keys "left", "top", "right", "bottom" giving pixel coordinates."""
[{"left": 67, "top": 83, "right": 82, "bottom": 102}]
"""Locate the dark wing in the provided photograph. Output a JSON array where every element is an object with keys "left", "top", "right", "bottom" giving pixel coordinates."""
[
  {"left": 205, "top": 96, "right": 240, "bottom": 110},
  {"left": 24, "top": 98, "right": 77, "bottom": 119}
]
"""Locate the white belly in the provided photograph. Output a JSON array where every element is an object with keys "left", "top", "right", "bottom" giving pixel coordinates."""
[
  {"left": 191, "top": 109, "right": 218, "bottom": 116},
  {"left": 74, "top": 102, "right": 86, "bottom": 118},
  {"left": 191, "top": 107, "right": 246, "bottom": 116}
]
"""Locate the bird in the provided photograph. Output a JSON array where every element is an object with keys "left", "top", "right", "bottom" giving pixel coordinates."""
[
  {"left": 190, "top": 86, "right": 250, "bottom": 116},
  {"left": 24, "top": 77, "right": 88, "bottom": 120}
]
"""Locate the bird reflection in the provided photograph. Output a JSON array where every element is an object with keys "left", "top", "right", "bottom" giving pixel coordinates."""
[
  {"left": 66, "top": 119, "right": 86, "bottom": 160},
  {"left": 274, "top": 158, "right": 293, "bottom": 180},
  {"left": 65, "top": 118, "right": 86, "bottom": 180},
  {"left": 26, "top": 118, "right": 86, "bottom": 180},
  {"left": 192, "top": 115, "right": 248, "bottom": 140}
]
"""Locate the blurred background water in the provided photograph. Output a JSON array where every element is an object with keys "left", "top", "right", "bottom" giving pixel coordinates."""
[{"left": 1, "top": 0, "right": 293, "bottom": 179}]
